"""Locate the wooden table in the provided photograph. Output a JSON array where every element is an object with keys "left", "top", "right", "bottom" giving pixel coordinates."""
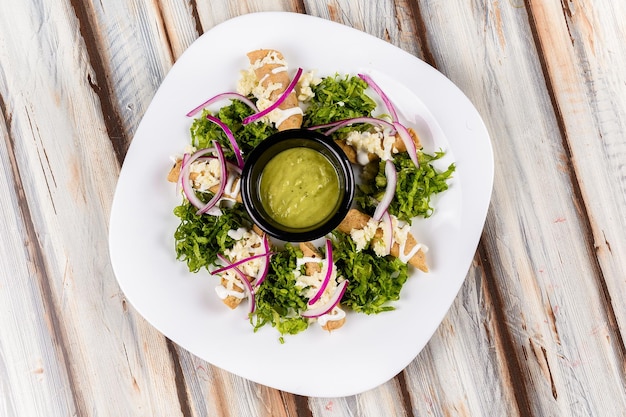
[{"left": 1, "top": 1, "right": 625, "bottom": 415}]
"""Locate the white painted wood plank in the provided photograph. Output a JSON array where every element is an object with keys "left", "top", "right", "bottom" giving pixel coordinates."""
[
  {"left": 0, "top": 0, "right": 187, "bottom": 415},
  {"left": 303, "top": 0, "right": 421, "bottom": 57},
  {"left": 0, "top": 99, "right": 77, "bottom": 417},
  {"left": 194, "top": 0, "right": 303, "bottom": 30},
  {"left": 413, "top": 0, "right": 626, "bottom": 415},
  {"left": 527, "top": 0, "right": 626, "bottom": 339},
  {"left": 405, "top": 265, "right": 521, "bottom": 416}
]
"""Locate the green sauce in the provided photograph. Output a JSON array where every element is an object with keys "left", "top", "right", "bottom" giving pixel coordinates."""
[{"left": 260, "top": 147, "right": 340, "bottom": 229}]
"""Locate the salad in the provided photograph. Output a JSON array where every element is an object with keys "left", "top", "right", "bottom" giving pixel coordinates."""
[{"left": 168, "top": 49, "right": 455, "bottom": 341}]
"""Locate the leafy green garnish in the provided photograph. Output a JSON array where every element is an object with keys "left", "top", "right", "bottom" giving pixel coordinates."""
[
  {"left": 303, "top": 74, "right": 376, "bottom": 129},
  {"left": 190, "top": 101, "right": 277, "bottom": 160},
  {"left": 252, "top": 244, "right": 309, "bottom": 336},
  {"left": 357, "top": 151, "right": 456, "bottom": 222},
  {"left": 173, "top": 200, "right": 251, "bottom": 272},
  {"left": 332, "top": 231, "right": 409, "bottom": 314}
]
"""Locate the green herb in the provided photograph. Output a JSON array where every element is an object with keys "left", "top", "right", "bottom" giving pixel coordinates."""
[
  {"left": 251, "top": 244, "right": 310, "bottom": 336},
  {"left": 303, "top": 74, "right": 376, "bottom": 130},
  {"left": 173, "top": 199, "right": 251, "bottom": 272},
  {"left": 332, "top": 231, "right": 409, "bottom": 314},
  {"left": 357, "top": 151, "right": 456, "bottom": 222},
  {"left": 190, "top": 101, "right": 277, "bottom": 160}
]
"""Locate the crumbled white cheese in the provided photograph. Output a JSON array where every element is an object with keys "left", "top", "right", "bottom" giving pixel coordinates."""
[
  {"left": 350, "top": 218, "right": 379, "bottom": 251},
  {"left": 296, "top": 70, "right": 322, "bottom": 102},
  {"left": 189, "top": 158, "right": 222, "bottom": 191},
  {"left": 391, "top": 216, "right": 411, "bottom": 248},
  {"left": 223, "top": 230, "right": 265, "bottom": 279},
  {"left": 345, "top": 128, "right": 397, "bottom": 164},
  {"left": 237, "top": 68, "right": 257, "bottom": 96}
]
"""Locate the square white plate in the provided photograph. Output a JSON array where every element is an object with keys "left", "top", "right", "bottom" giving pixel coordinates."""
[{"left": 109, "top": 11, "right": 493, "bottom": 397}]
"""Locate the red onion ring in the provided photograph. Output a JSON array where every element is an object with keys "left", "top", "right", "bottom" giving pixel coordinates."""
[
  {"left": 393, "top": 122, "right": 419, "bottom": 168},
  {"left": 216, "top": 254, "right": 255, "bottom": 315},
  {"left": 195, "top": 141, "right": 228, "bottom": 215},
  {"left": 373, "top": 160, "right": 397, "bottom": 221},
  {"left": 180, "top": 147, "right": 219, "bottom": 212},
  {"left": 308, "top": 239, "right": 333, "bottom": 306},
  {"left": 205, "top": 115, "right": 245, "bottom": 169},
  {"left": 301, "top": 280, "right": 349, "bottom": 319},
  {"left": 175, "top": 153, "right": 190, "bottom": 196},
  {"left": 211, "top": 251, "right": 274, "bottom": 275},
  {"left": 254, "top": 235, "right": 271, "bottom": 287},
  {"left": 380, "top": 211, "right": 393, "bottom": 256},
  {"left": 242, "top": 67, "right": 303, "bottom": 125},
  {"left": 358, "top": 73, "right": 399, "bottom": 122},
  {"left": 322, "top": 116, "right": 395, "bottom": 136},
  {"left": 186, "top": 92, "right": 258, "bottom": 117}
]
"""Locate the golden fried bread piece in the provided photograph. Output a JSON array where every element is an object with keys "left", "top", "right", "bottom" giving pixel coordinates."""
[
  {"left": 247, "top": 49, "right": 302, "bottom": 131},
  {"left": 299, "top": 242, "right": 322, "bottom": 276},
  {"left": 220, "top": 277, "right": 245, "bottom": 309},
  {"left": 167, "top": 160, "right": 182, "bottom": 182},
  {"left": 298, "top": 241, "right": 346, "bottom": 332},
  {"left": 337, "top": 209, "right": 428, "bottom": 272},
  {"left": 321, "top": 316, "right": 346, "bottom": 332}
]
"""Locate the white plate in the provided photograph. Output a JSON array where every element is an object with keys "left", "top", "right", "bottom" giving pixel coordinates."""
[{"left": 109, "top": 12, "right": 493, "bottom": 397}]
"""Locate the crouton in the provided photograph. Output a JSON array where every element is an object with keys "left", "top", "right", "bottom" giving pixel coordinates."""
[{"left": 338, "top": 209, "right": 428, "bottom": 272}]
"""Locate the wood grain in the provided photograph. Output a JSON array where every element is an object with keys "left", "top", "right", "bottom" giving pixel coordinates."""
[{"left": 1, "top": 0, "right": 625, "bottom": 415}]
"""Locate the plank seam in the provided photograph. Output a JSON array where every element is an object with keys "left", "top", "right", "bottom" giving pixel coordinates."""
[
  {"left": 189, "top": 0, "right": 204, "bottom": 36},
  {"left": 287, "top": 393, "right": 313, "bottom": 417},
  {"left": 478, "top": 244, "right": 534, "bottom": 417},
  {"left": 397, "top": 371, "right": 416, "bottom": 417},
  {"left": 404, "top": 0, "right": 436, "bottom": 67},
  {"left": 69, "top": 0, "right": 129, "bottom": 166},
  {"left": 166, "top": 339, "right": 194, "bottom": 417}
]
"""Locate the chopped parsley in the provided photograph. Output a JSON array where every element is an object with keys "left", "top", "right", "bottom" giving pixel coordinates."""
[
  {"left": 173, "top": 200, "right": 251, "bottom": 273},
  {"left": 332, "top": 231, "right": 409, "bottom": 314},
  {"left": 357, "top": 151, "right": 456, "bottom": 222}
]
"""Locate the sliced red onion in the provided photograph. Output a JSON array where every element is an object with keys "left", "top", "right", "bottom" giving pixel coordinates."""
[
  {"left": 373, "top": 159, "right": 397, "bottom": 221},
  {"left": 211, "top": 251, "right": 274, "bottom": 275},
  {"left": 393, "top": 122, "right": 419, "bottom": 167},
  {"left": 254, "top": 235, "right": 271, "bottom": 287},
  {"left": 380, "top": 210, "right": 393, "bottom": 256},
  {"left": 205, "top": 115, "right": 245, "bottom": 169},
  {"left": 301, "top": 280, "right": 349, "bottom": 319},
  {"left": 305, "top": 120, "right": 347, "bottom": 131},
  {"left": 196, "top": 141, "right": 228, "bottom": 215},
  {"left": 308, "top": 239, "right": 333, "bottom": 306},
  {"left": 217, "top": 254, "right": 255, "bottom": 315},
  {"left": 358, "top": 73, "right": 399, "bottom": 123},
  {"left": 323, "top": 116, "right": 395, "bottom": 136},
  {"left": 186, "top": 92, "right": 258, "bottom": 117},
  {"left": 175, "top": 153, "right": 190, "bottom": 196},
  {"left": 180, "top": 147, "right": 219, "bottom": 212},
  {"left": 243, "top": 67, "right": 303, "bottom": 125}
]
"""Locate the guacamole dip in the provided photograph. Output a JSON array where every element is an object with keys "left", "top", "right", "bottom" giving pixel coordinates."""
[{"left": 260, "top": 147, "right": 340, "bottom": 228}]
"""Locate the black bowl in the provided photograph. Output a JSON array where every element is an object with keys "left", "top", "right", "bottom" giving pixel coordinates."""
[{"left": 241, "top": 129, "right": 355, "bottom": 242}]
